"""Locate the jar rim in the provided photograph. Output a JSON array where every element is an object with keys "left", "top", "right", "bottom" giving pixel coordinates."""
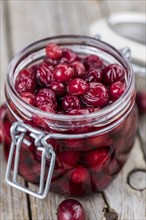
[{"left": 6, "top": 35, "right": 134, "bottom": 123}]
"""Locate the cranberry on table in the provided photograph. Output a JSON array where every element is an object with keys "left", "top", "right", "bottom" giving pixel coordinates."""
[
  {"left": 82, "top": 82, "right": 109, "bottom": 108},
  {"left": 84, "top": 68, "right": 102, "bottom": 83},
  {"left": 103, "top": 64, "right": 125, "bottom": 85},
  {"left": 35, "top": 88, "right": 57, "bottom": 110},
  {"left": 50, "top": 81, "right": 65, "bottom": 97},
  {"left": 21, "top": 92, "right": 36, "bottom": 106},
  {"left": 109, "top": 81, "right": 125, "bottom": 101},
  {"left": 57, "top": 199, "right": 86, "bottom": 220},
  {"left": 36, "top": 62, "right": 53, "bottom": 86},
  {"left": 62, "top": 95, "right": 81, "bottom": 112},
  {"left": 67, "top": 78, "right": 89, "bottom": 96},
  {"left": 53, "top": 63, "right": 74, "bottom": 82},
  {"left": 46, "top": 43, "right": 62, "bottom": 59}
]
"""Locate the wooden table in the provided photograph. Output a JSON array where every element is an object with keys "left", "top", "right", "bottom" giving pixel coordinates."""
[{"left": 0, "top": 1, "right": 146, "bottom": 219}]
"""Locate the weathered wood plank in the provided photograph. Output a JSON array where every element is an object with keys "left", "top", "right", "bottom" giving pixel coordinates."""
[
  {"left": 0, "top": 2, "right": 30, "bottom": 220},
  {"left": 8, "top": 0, "right": 102, "bottom": 54},
  {"left": 104, "top": 138, "right": 146, "bottom": 219},
  {"left": 0, "top": 1, "right": 9, "bottom": 104},
  {"left": 0, "top": 146, "right": 30, "bottom": 220}
]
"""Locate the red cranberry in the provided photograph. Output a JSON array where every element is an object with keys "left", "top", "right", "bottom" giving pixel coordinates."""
[
  {"left": 50, "top": 81, "right": 65, "bottom": 97},
  {"left": 68, "top": 107, "right": 100, "bottom": 115},
  {"left": 70, "top": 166, "right": 89, "bottom": 184},
  {"left": 103, "top": 64, "right": 125, "bottom": 85},
  {"left": 46, "top": 43, "right": 62, "bottom": 59},
  {"left": 57, "top": 151, "right": 81, "bottom": 167},
  {"left": 67, "top": 78, "right": 89, "bottom": 96},
  {"left": 15, "top": 69, "right": 36, "bottom": 94},
  {"left": 71, "top": 61, "right": 85, "bottom": 77},
  {"left": 82, "top": 82, "right": 109, "bottom": 107},
  {"left": 84, "top": 68, "right": 102, "bottom": 83},
  {"left": 136, "top": 91, "right": 146, "bottom": 114},
  {"left": 84, "top": 54, "right": 103, "bottom": 70},
  {"left": 39, "top": 104, "right": 55, "bottom": 113},
  {"left": 57, "top": 199, "right": 86, "bottom": 220},
  {"left": 36, "top": 88, "right": 57, "bottom": 110},
  {"left": 62, "top": 95, "right": 81, "bottom": 112},
  {"left": 62, "top": 49, "right": 78, "bottom": 63},
  {"left": 82, "top": 149, "right": 109, "bottom": 167},
  {"left": 36, "top": 62, "right": 53, "bottom": 87},
  {"left": 53, "top": 63, "right": 74, "bottom": 83},
  {"left": 21, "top": 92, "right": 36, "bottom": 106},
  {"left": 110, "top": 81, "right": 125, "bottom": 100}
]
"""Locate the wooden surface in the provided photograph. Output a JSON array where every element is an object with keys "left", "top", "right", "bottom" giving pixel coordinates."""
[{"left": 0, "top": 1, "right": 146, "bottom": 220}]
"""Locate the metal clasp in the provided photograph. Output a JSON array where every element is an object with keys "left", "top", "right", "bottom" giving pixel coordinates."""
[{"left": 5, "top": 121, "right": 56, "bottom": 199}]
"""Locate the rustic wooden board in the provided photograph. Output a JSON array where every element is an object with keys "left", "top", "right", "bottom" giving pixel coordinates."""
[
  {"left": 0, "top": 1, "right": 9, "bottom": 104},
  {"left": 104, "top": 138, "right": 146, "bottom": 219}
]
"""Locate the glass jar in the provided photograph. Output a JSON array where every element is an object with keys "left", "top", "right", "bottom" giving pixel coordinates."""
[{"left": 2, "top": 35, "right": 138, "bottom": 199}]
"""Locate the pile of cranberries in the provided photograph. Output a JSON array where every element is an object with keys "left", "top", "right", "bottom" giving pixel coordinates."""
[{"left": 15, "top": 43, "right": 126, "bottom": 115}]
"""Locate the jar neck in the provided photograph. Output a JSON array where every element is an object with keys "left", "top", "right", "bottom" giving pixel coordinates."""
[{"left": 5, "top": 35, "right": 135, "bottom": 134}]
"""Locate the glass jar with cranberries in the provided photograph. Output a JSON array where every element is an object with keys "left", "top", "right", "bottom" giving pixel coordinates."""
[{"left": 2, "top": 35, "right": 138, "bottom": 198}]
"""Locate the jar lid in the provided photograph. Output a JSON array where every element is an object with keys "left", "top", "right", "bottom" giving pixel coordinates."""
[{"left": 90, "top": 12, "right": 145, "bottom": 68}]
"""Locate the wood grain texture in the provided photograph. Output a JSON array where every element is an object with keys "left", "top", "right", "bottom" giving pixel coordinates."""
[
  {"left": 0, "top": 146, "right": 29, "bottom": 220},
  {"left": 0, "top": 1, "right": 9, "bottom": 104},
  {"left": 8, "top": 0, "right": 102, "bottom": 54},
  {"left": 104, "top": 138, "right": 146, "bottom": 219}
]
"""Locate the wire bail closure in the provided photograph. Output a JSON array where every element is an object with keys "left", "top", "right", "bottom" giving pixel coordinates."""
[{"left": 5, "top": 121, "right": 56, "bottom": 199}]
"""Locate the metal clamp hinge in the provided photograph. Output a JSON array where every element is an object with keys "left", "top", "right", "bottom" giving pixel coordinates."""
[{"left": 5, "top": 121, "right": 56, "bottom": 199}]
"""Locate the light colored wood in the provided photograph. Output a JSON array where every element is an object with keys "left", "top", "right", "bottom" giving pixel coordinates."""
[
  {"left": 104, "top": 138, "right": 146, "bottom": 219},
  {"left": 0, "top": 1, "right": 9, "bottom": 104},
  {"left": 8, "top": 0, "right": 102, "bottom": 54},
  {"left": 27, "top": 189, "right": 106, "bottom": 220},
  {"left": 0, "top": 146, "right": 29, "bottom": 220}
]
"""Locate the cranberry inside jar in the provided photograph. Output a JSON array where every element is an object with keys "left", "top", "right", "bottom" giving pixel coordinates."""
[{"left": 2, "top": 36, "right": 138, "bottom": 197}]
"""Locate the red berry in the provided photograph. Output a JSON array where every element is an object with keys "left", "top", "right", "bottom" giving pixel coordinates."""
[
  {"left": 21, "top": 92, "right": 36, "bottom": 106},
  {"left": 50, "top": 81, "right": 65, "bottom": 97},
  {"left": 53, "top": 63, "right": 74, "bottom": 83},
  {"left": 62, "top": 49, "right": 78, "bottom": 63},
  {"left": 82, "top": 82, "right": 109, "bottom": 107},
  {"left": 36, "top": 88, "right": 57, "bottom": 110},
  {"left": 67, "top": 78, "right": 89, "bottom": 95},
  {"left": 103, "top": 64, "right": 125, "bottom": 85},
  {"left": 36, "top": 62, "right": 53, "bottom": 86},
  {"left": 71, "top": 61, "right": 85, "bottom": 77},
  {"left": 57, "top": 151, "right": 81, "bottom": 167},
  {"left": 39, "top": 104, "right": 55, "bottom": 113},
  {"left": 68, "top": 107, "right": 100, "bottom": 115},
  {"left": 109, "top": 81, "right": 125, "bottom": 100},
  {"left": 0, "top": 104, "right": 7, "bottom": 144},
  {"left": 84, "top": 54, "right": 103, "bottom": 70},
  {"left": 57, "top": 199, "right": 86, "bottom": 220},
  {"left": 136, "top": 91, "right": 146, "bottom": 114},
  {"left": 70, "top": 166, "right": 89, "bottom": 184},
  {"left": 82, "top": 149, "right": 109, "bottom": 167},
  {"left": 62, "top": 95, "right": 81, "bottom": 112},
  {"left": 84, "top": 68, "right": 102, "bottom": 83},
  {"left": 15, "top": 69, "right": 36, "bottom": 94},
  {"left": 46, "top": 43, "right": 62, "bottom": 59}
]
